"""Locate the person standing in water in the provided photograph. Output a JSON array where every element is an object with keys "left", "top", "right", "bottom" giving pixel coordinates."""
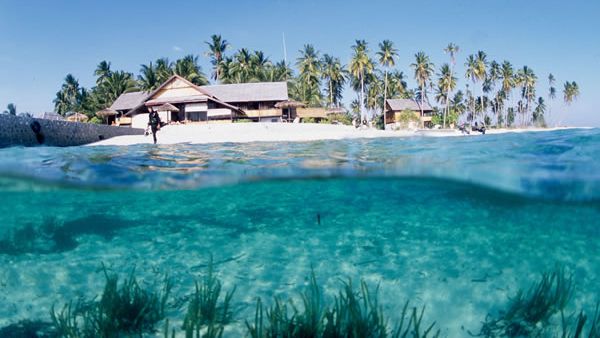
[{"left": 147, "top": 107, "right": 162, "bottom": 144}]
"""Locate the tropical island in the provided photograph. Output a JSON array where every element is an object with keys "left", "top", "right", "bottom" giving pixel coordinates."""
[
  {"left": 38, "top": 35, "right": 578, "bottom": 128},
  {"left": 1, "top": 34, "right": 582, "bottom": 146}
]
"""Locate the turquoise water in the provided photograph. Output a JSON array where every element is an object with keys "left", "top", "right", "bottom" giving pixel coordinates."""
[{"left": 0, "top": 129, "right": 599, "bottom": 336}]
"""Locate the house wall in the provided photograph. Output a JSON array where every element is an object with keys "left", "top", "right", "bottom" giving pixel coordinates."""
[
  {"left": 132, "top": 113, "right": 149, "bottom": 129},
  {"left": 245, "top": 109, "right": 282, "bottom": 118}
]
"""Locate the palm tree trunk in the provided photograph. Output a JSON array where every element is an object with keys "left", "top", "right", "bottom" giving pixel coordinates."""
[
  {"left": 444, "top": 63, "right": 454, "bottom": 129},
  {"left": 420, "top": 83, "right": 424, "bottom": 128},
  {"left": 360, "top": 73, "right": 365, "bottom": 122},
  {"left": 383, "top": 70, "right": 388, "bottom": 127},
  {"left": 329, "top": 79, "right": 333, "bottom": 108}
]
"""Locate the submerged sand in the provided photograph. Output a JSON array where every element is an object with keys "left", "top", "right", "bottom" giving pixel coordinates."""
[{"left": 90, "top": 123, "right": 577, "bottom": 146}]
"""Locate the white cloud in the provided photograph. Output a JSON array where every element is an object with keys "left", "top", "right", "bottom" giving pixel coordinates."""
[{"left": 172, "top": 46, "right": 183, "bottom": 52}]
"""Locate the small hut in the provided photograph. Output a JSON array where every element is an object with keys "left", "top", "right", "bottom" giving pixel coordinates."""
[
  {"left": 96, "top": 108, "right": 118, "bottom": 125},
  {"left": 149, "top": 103, "right": 179, "bottom": 124},
  {"left": 275, "top": 100, "right": 306, "bottom": 122},
  {"left": 66, "top": 112, "right": 88, "bottom": 123}
]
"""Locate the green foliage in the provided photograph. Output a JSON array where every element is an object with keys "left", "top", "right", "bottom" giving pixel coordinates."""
[
  {"left": 183, "top": 258, "right": 236, "bottom": 337},
  {"left": 374, "top": 113, "right": 385, "bottom": 129},
  {"left": 476, "top": 266, "right": 574, "bottom": 337},
  {"left": 234, "top": 118, "right": 254, "bottom": 123},
  {"left": 51, "top": 265, "right": 172, "bottom": 337},
  {"left": 3, "top": 103, "right": 17, "bottom": 115},
  {"left": 327, "top": 113, "right": 353, "bottom": 125},
  {"left": 89, "top": 116, "right": 103, "bottom": 124},
  {"left": 395, "top": 110, "right": 420, "bottom": 128}
]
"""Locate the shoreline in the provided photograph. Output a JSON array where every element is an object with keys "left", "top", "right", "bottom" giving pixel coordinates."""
[{"left": 89, "top": 123, "right": 586, "bottom": 146}]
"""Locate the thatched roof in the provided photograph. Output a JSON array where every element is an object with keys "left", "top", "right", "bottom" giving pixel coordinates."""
[
  {"left": 275, "top": 100, "right": 306, "bottom": 108},
  {"left": 110, "top": 91, "right": 149, "bottom": 111},
  {"left": 66, "top": 112, "right": 88, "bottom": 122},
  {"left": 201, "top": 82, "right": 288, "bottom": 103},
  {"left": 154, "top": 103, "right": 180, "bottom": 112},
  {"left": 96, "top": 108, "right": 118, "bottom": 117},
  {"left": 386, "top": 99, "right": 432, "bottom": 112}
]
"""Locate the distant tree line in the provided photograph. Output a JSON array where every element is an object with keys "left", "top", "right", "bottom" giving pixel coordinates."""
[
  {"left": 2, "top": 103, "right": 33, "bottom": 118},
  {"left": 50, "top": 35, "right": 580, "bottom": 128}
]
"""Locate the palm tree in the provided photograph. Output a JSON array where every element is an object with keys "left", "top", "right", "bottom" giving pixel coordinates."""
[
  {"left": 349, "top": 40, "right": 374, "bottom": 122},
  {"left": 465, "top": 55, "right": 478, "bottom": 121},
  {"left": 54, "top": 74, "right": 85, "bottom": 115},
  {"left": 265, "top": 60, "right": 292, "bottom": 82},
  {"left": 487, "top": 61, "right": 501, "bottom": 125},
  {"left": 411, "top": 52, "right": 435, "bottom": 126},
  {"left": 532, "top": 97, "right": 546, "bottom": 126},
  {"left": 376, "top": 40, "right": 398, "bottom": 119},
  {"left": 563, "top": 81, "right": 579, "bottom": 105},
  {"left": 99, "top": 71, "right": 138, "bottom": 104},
  {"left": 321, "top": 54, "right": 347, "bottom": 107},
  {"left": 296, "top": 44, "right": 322, "bottom": 106},
  {"left": 138, "top": 62, "right": 159, "bottom": 91},
  {"left": 548, "top": 74, "right": 556, "bottom": 124},
  {"left": 250, "top": 50, "right": 272, "bottom": 81},
  {"left": 205, "top": 34, "right": 229, "bottom": 82},
  {"left": 229, "top": 48, "right": 253, "bottom": 83},
  {"left": 94, "top": 61, "right": 112, "bottom": 85},
  {"left": 437, "top": 63, "right": 457, "bottom": 126},
  {"left": 174, "top": 55, "right": 208, "bottom": 85},
  {"left": 475, "top": 51, "right": 488, "bottom": 121},
  {"left": 517, "top": 66, "right": 537, "bottom": 125},
  {"left": 155, "top": 58, "right": 174, "bottom": 83},
  {"left": 499, "top": 61, "right": 515, "bottom": 127},
  {"left": 3, "top": 103, "right": 16, "bottom": 115},
  {"left": 387, "top": 71, "right": 408, "bottom": 99},
  {"left": 443, "top": 43, "right": 459, "bottom": 128}
]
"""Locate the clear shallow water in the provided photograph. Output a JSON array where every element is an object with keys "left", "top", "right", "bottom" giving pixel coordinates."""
[{"left": 0, "top": 129, "right": 599, "bottom": 336}]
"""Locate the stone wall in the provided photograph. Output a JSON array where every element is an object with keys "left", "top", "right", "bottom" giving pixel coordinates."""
[{"left": 0, "top": 114, "right": 144, "bottom": 147}]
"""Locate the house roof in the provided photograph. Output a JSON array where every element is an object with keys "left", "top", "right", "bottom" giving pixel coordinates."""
[
  {"left": 386, "top": 99, "right": 433, "bottom": 112},
  {"left": 123, "top": 75, "right": 244, "bottom": 116},
  {"left": 200, "top": 82, "right": 288, "bottom": 103},
  {"left": 146, "top": 95, "right": 209, "bottom": 105},
  {"left": 41, "top": 112, "right": 64, "bottom": 120},
  {"left": 110, "top": 91, "right": 149, "bottom": 111}
]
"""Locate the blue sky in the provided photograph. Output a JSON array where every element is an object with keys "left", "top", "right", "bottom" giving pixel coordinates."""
[{"left": 1, "top": 0, "right": 598, "bottom": 126}]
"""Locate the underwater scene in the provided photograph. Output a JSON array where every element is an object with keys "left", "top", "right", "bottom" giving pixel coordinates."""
[{"left": 0, "top": 129, "right": 599, "bottom": 337}]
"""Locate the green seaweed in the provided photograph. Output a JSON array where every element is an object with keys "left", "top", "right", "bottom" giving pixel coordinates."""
[
  {"left": 182, "top": 257, "right": 236, "bottom": 338},
  {"left": 50, "top": 265, "right": 172, "bottom": 337},
  {"left": 561, "top": 303, "right": 600, "bottom": 338},
  {"left": 475, "top": 266, "right": 574, "bottom": 337},
  {"left": 322, "top": 279, "right": 388, "bottom": 337},
  {"left": 246, "top": 272, "right": 439, "bottom": 338}
]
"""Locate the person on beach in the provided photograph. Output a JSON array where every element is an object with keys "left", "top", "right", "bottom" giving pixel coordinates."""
[{"left": 147, "top": 107, "right": 161, "bottom": 144}]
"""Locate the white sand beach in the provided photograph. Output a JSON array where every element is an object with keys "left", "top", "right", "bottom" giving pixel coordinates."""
[{"left": 90, "top": 123, "right": 578, "bottom": 146}]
